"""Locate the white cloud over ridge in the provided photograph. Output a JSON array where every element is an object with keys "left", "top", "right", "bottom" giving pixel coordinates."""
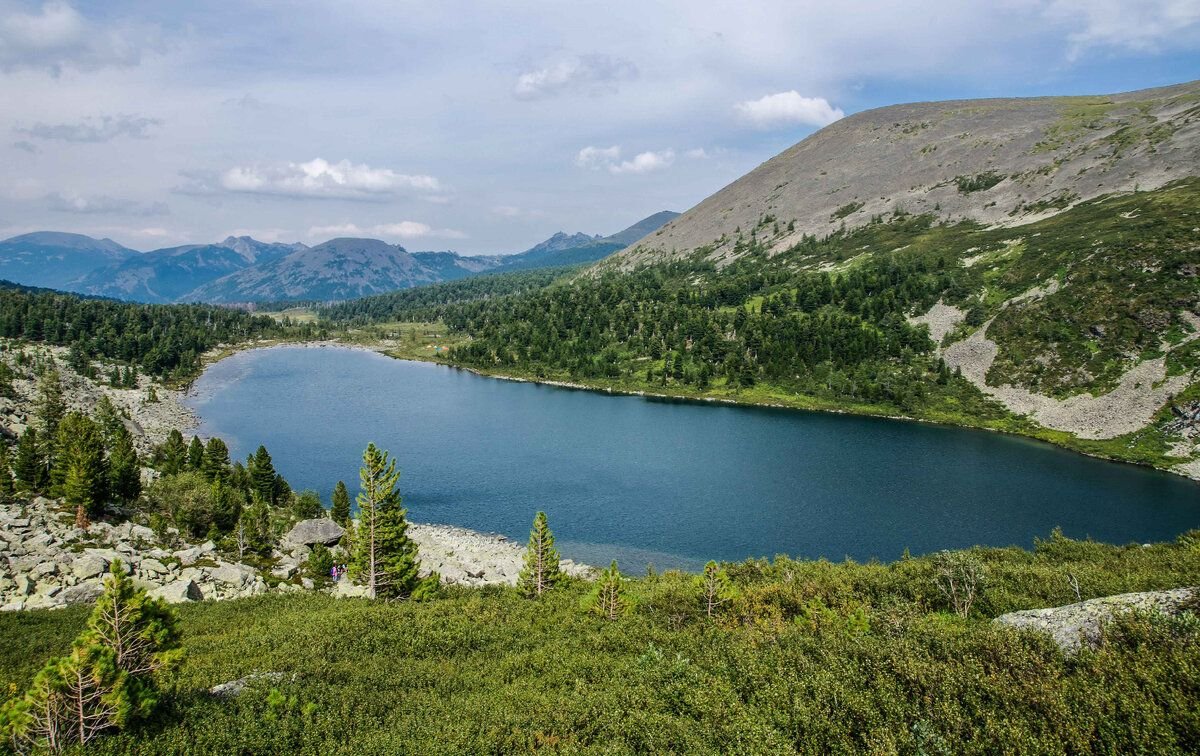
[
  {"left": 307, "top": 221, "right": 466, "bottom": 241},
  {"left": 514, "top": 54, "right": 638, "bottom": 100},
  {"left": 1045, "top": 0, "right": 1200, "bottom": 58},
  {"left": 218, "top": 159, "right": 440, "bottom": 200},
  {"left": 734, "top": 91, "right": 844, "bottom": 129}
]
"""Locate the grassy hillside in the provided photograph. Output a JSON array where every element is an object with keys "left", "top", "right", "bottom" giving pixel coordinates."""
[{"left": 3, "top": 533, "right": 1200, "bottom": 753}]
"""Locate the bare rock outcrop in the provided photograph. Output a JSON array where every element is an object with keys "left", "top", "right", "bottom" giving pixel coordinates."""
[{"left": 994, "top": 588, "right": 1197, "bottom": 653}]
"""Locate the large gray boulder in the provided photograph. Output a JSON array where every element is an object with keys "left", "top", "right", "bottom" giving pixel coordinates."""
[
  {"left": 72, "top": 554, "right": 110, "bottom": 580},
  {"left": 994, "top": 587, "right": 1197, "bottom": 653},
  {"left": 149, "top": 580, "right": 203, "bottom": 603},
  {"left": 60, "top": 581, "right": 105, "bottom": 606},
  {"left": 210, "top": 562, "right": 256, "bottom": 588},
  {"left": 283, "top": 518, "right": 345, "bottom": 549}
]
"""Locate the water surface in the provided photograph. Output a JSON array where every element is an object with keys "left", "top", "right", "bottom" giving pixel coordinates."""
[{"left": 186, "top": 345, "right": 1199, "bottom": 570}]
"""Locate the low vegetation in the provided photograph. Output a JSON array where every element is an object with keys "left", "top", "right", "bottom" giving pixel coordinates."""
[{"left": 3, "top": 530, "right": 1200, "bottom": 753}]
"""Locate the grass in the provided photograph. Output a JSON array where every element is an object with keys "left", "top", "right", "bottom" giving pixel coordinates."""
[{"left": 4, "top": 533, "right": 1200, "bottom": 753}]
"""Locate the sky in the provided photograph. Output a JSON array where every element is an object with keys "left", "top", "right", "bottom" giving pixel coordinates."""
[{"left": 0, "top": 1, "right": 1197, "bottom": 255}]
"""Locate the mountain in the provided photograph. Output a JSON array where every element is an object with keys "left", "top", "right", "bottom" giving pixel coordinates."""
[
  {"left": 77, "top": 237, "right": 304, "bottom": 303},
  {"left": 0, "top": 209, "right": 679, "bottom": 304},
  {"left": 494, "top": 212, "right": 679, "bottom": 272},
  {"left": 181, "top": 238, "right": 447, "bottom": 302},
  {"left": 615, "top": 81, "right": 1200, "bottom": 267},
  {"left": 0, "top": 232, "right": 137, "bottom": 290}
]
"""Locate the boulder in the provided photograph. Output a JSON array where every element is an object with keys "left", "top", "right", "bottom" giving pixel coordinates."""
[
  {"left": 13, "top": 573, "right": 34, "bottom": 596},
  {"left": 283, "top": 518, "right": 345, "bottom": 549},
  {"left": 140, "top": 558, "right": 168, "bottom": 576},
  {"left": 149, "top": 580, "right": 203, "bottom": 603},
  {"left": 31, "top": 561, "right": 58, "bottom": 579},
  {"left": 72, "top": 554, "right": 110, "bottom": 580},
  {"left": 994, "top": 587, "right": 1197, "bottom": 653},
  {"left": 59, "top": 581, "right": 104, "bottom": 606},
  {"left": 335, "top": 581, "right": 368, "bottom": 598},
  {"left": 209, "top": 672, "right": 286, "bottom": 698},
  {"left": 210, "top": 562, "right": 256, "bottom": 588}
]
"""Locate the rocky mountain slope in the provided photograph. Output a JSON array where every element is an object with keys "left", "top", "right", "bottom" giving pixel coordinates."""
[
  {"left": 617, "top": 80, "right": 1200, "bottom": 267},
  {"left": 0, "top": 232, "right": 136, "bottom": 290}
]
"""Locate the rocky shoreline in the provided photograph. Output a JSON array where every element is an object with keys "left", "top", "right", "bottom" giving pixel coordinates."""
[{"left": 0, "top": 495, "right": 593, "bottom": 612}]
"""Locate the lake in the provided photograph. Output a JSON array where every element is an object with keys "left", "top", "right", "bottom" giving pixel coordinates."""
[{"left": 186, "top": 345, "right": 1199, "bottom": 571}]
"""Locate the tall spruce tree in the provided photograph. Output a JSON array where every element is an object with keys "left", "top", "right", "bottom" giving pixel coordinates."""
[
  {"left": 186, "top": 436, "right": 204, "bottom": 471},
  {"left": 249, "top": 445, "right": 278, "bottom": 505},
  {"left": 201, "top": 438, "right": 231, "bottom": 482},
  {"left": 518, "top": 511, "right": 562, "bottom": 597},
  {"left": 0, "top": 445, "right": 14, "bottom": 503},
  {"left": 331, "top": 480, "right": 351, "bottom": 527},
  {"left": 350, "top": 444, "right": 434, "bottom": 599},
  {"left": 14, "top": 427, "right": 44, "bottom": 492},
  {"left": 108, "top": 427, "right": 141, "bottom": 506},
  {"left": 34, "top": 368, "right": 65, "bottom": 440},
  {"left": 58, "top": 413, "right": 109, "bottom": 521},
  {"left": 156, "top": 430, "right": 187, "bottom": 475}
]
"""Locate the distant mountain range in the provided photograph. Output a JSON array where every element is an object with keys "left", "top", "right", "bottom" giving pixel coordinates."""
[{"left": 0, "top": 211, "right": 678, "bottom": 304}]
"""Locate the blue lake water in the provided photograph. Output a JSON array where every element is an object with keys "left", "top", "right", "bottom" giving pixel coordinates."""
[{"left": 186, "top": 345, "right": 1199, "bottom": 571}]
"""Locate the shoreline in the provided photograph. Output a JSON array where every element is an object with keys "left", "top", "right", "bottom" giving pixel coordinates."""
[{"left": 186, "top": 337, "right": 1200, "bottom": 484}]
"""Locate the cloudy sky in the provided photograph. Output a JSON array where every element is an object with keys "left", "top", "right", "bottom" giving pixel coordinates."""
[{"left": 0, "top": 1, "right": 1197, "bottom": 254}]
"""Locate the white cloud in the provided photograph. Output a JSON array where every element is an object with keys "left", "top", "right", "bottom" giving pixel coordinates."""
[
  {"left": 611, "top": 149, "right": 675, "bottom": 174},
  {"left": 685, "top": 148, "right": 710, "bottom": 159},
  {"left": 576, "top": 145, "right": 675, "bottom": 174},
  {"left": 735, "top": 91, "right": 845, "bottom": 129},
  {"left": 216, "top": 158, "right": 440, "bottom": 200},
  {"left": 1044, "top": 0, "right": 1200, "bottom": 58},
  {"left": 514, "top": 54, "right": 638, "bottom": 100},
  {"left": 306, "top": 221, "right": 466, "bottom": 241},
  {"left": 0, "top": 1, "right": 153, "bottom": 74},
  {"left": 17, "top": 114, "right": 161, "bottom": 143},
  {"left": 46, "top": 191, "right": 168, "bottom": 216},
  {"left": 575, "top": 145, "right": 622, "bottom": 170}
]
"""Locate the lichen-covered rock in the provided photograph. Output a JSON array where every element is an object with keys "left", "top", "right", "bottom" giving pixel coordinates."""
[
  {"left": 59, "top": 581, "right": 104, "bottom": 606},
  {"left": 993, "top": 588, "right": 1197, "bottom": 653},
  {"left": 71, "top": 553, "right": 110, "bottom": 580}
]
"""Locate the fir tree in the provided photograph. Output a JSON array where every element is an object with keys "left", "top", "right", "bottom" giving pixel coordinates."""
[
  {"left": 331, "top": 480, "right": 351, "bottom": 527},
  {"left": 156, "top": 430, "right": 187, "bottom": 475},
  {"left": 58, "top": 413, "right": 109, "bottom": 521},
  {"left": 249, "top": 445, "right": 278, "bottom": 505},
  {"left": 518, "top": 511, "right": 562, "bottom": 598},
  {"left": 144, "top": 384, "right": 158, "bottom": 403},
  {"left": 108, "top": 427, "right": 141, "bottom": 506},
  {"left": 186, "top": 436, "right": 204, "bottom": 471},
  {"left": 34, "top": 368, "right": 65, "bottom": 440},
  {"left": 0, "top": 445, "right": 14, "bottom": 503},
  {"left": 202, "top": 438, "right": 231, "bottom": 482},
  {"left": 350, "top": 443, "right": 434, "bottom": 600},
  {"left": 293, "top": 490, "right": 323, "bottom": 520},
  {"left": 14, "top": 427, "right": 44, "bottom": 492},
  {"left": 93, "top": 396, "right": 125, "bottom": 444}
]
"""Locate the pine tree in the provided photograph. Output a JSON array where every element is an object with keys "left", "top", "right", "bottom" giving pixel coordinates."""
[
  {"left": 14, "top": 427, "right": 44, "bottom": 492},
  {"left": 0, "top": 445, "right": 14, "bottom": 503},
  {"left": 331, "top": 480, "right": 351, "bottom": 527},
  {"left": 201, "top": 438, "right": 231, "bottom": 482},
  {"left": 1, "top": 562, "right": 180, "bottom": 751},
  {"left": 108, "top": 427, "right": 141, "bottom": 506},
  {"left": 249, "top": 445, "right": 278, "bottom": 505},
  {"left": 186, "top": 436, "right": 204, "bottom": 471},
  {"left": 518, "top": 511, "right": 562, "bottom": 598},
  {"left": 93, "top": 396, "right": 125, "bottom": 444},
  {"left": 34, "top": 368, "right": 65, "bottom": 440},
  {"left": 350, "top": 443, "right": 433, "bottom": 599},
  {"left": 58, "top": 413, "right": 109, "bottom": 521},
  {"left": 697, "top": 561, "right": 734, "bottom": 618},
  {"left": 588, "top": 561, "right": 625, "bottom": 621},
  {"left": 156, "top": 430, "right": 187, "bottom": 475}
]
